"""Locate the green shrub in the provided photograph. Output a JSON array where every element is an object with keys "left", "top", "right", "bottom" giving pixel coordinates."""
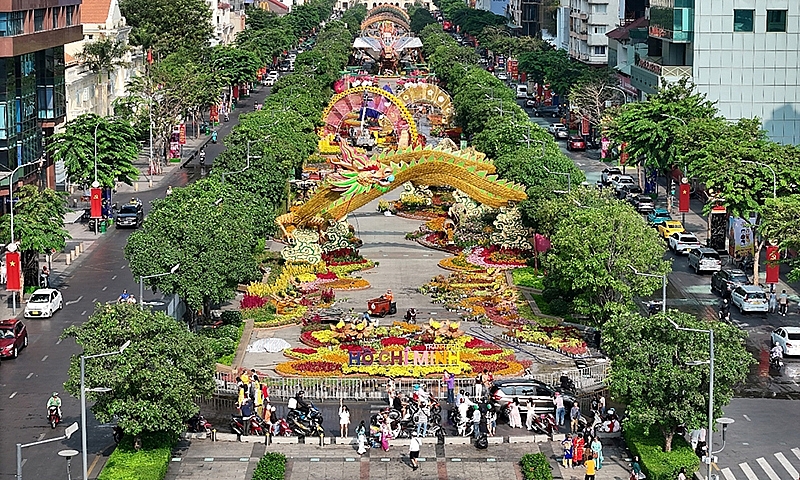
[
  {"left": 520, "top": 453, "right": 552, "bottom": 480},
  {"left": 221, "top": 310, "right": 242, "bottom": 326},
  {"left": 198, "top": 323, "right": 244, "bottom": 364},
  {"left": 512, "top": 267, "right": 545, "bottom": 290},
  {"left": 252, "top": 452, "right": 286, "bottom": 480},
  {"left": 549, "top": 298, "right": 570, "bottom": 317},
  {"left": 98, "top": 431, "right": 173, "bottom": 480},
  {"left": 532, "top": 294, "right": 552, "bottom": 316},
  {"left": 242, "top": 305, "right": 277, "bottom": 323},
  {"left": 624, "top": 422, "right": 699, "bottom": 480}
]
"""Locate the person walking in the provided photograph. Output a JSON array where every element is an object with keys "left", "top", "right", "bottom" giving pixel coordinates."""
[
  {"left": 339, "top": 402, "right": 351, "bottom": 438},
  {"left": 525, "top": 399, "right": 536, "bottom": 430},
  {"left": 769, "top": 290, "right": 778, "bottom": 314},
  {"left": 486, "top": 407, "right": 497, "bottom": 436},
  {"left": 444, "top": 370, "right": 455, "bottom": 404},
  {"left": 386, "top": 377, "right": 396, "bottom": 406},
  {"left": 570, "top": 403, "right": 582, "bottom": 433},
  {"left": 630, "top": 455, "right": 644, "bottom": 479},
  {"left": 562, "top": 434, "right": 573, "bottom": 468},
  {"left": 590, "top": 436, "right": 604, "bottom": 470},
  {"left": 380, "top": 416, "right": 392, "bottom": 451},
  {"left": 598, "top": 394, "right": 606, "bottom": 416},
  {"left": 555, "top": 392, "right": 566, "bottom": 427},
  {"left": 409, "top": 433, "right": 421, "bottom": 470},
  {"left": 573, "top": 433, "right": 585, "bottom": 466},
  {"left": 471, "top": 405, "right": 481, "bottom": 439},
  {"left": 779, "top": 290, "right": 789, "bottom": 316},
  {"left": 677, "top": 467, "right": 687, "bottom": 480},
  {"left": 356, "top": 420, "right": 368, "bottom": 455},
  {"left": 584, "top": 452, "right": 596, "bottom": 480},
  {"left": 508, "top": 398, "right": 523, "bottom": 428},
  {"left": 416, "top": 402, "right": 429, "bottom": 437}
]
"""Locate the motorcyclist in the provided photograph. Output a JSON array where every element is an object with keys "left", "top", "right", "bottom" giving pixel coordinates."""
[
  {"left": 47, "top": 392, "right": 62, "bottom": 420},
  {"left": 719, "top": 298, "right": 730, "bottom": 320},
  {"left": 292, "top": 390, "right": 310, "bottom": 416},
  {"left": 771, "top": 344, "right": 784, "bottom": 360},
  {"left": 199, "top": 148, "right": 206, "bottom": 165},
  {"left": 117, "top": 289, "right": 130, "bottom": 303},
  {"left": 404, "top": 308, "right": 417, "bottom": 323}
]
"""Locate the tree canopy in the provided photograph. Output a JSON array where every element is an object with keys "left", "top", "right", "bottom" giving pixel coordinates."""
[
  {"left": 62, "top": 303, "right": 215, "bottom": 439},
  {"left": 120, "top": 0, "right": 213, "bottom": 55},
  {"left": 518, "top": 48, "right": 585, "bottom": 97},
  {"left": 603, "top": 311, "right": 752, "bottom": 451}
]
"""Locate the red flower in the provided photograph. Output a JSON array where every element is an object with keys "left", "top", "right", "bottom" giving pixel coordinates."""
[
  {"left": 339, "top": 344, "right": 375, "bottom": 354},
  {"left": 380, "top": 337, "right": 409, "bottom": 347},
  {"left": 478, "top": 349, "right": 503, "bottom": 356},
  {"left": 316, "top": 271, "right": 338, "bottom": 280},
  {"left": 410, "top": 344, "right": 428, "bottom": 351},
  {"left": 465, "top": 338, "right": 497, "bottom": 349},
  {"left": 241, "top": 294, "right": 268, "bottom": 310},
  {"left": 300, "top": 331, "right": 325, "bottom": 348},
  {"left": 292, "top": 348, "right": 317, "bottom": 355},
  {"left": 293, "top": 361, "right": 342, "bottom": 373},
  {"left": 465, "top": 360, "right": 508, "bottom": 373}
]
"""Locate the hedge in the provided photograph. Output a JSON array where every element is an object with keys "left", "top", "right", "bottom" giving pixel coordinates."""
[
  {"left": 520, "top": 453, "right": 552, "bottom": 480},
  {"left": 624, "top": 422, "right": 699, "bottom": 480},
  {"left": 98, "top": 432, "right": 173, "bottom": 480},
  {"left": 252, "top": 452, "right": 286, "bottom": 480}
]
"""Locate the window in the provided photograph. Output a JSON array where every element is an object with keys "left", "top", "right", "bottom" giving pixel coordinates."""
[
  {"left": 0, "top": 12, "right": 24, "bottom": 36},
  {"left": 593, "top": 26, "right": 606, "bottom": 34},
  {"left": 34, "top": 9, "right": 45, "bottom": 31},
  {"left": 592, "top": 46, "right": 606, "bottom": 55},
  {"left": 592, "top": 4, "right": 607, "bottom": 14},
  {"left": 66, "top": 6, "right": 75, "bottom": 26},
  {"left": 733, "top": 10, "right": 753, "bottom": 32},
  {"left": 52, "top": 7, "right": 60, "bottom": 29},
  {"left": 766, "top": 10, "right": 787, "bottom": 32}
]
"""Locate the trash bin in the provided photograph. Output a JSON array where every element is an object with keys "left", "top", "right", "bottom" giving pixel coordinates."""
[{"left": 99, "top": 220, "right": 107, "bottom": 233}]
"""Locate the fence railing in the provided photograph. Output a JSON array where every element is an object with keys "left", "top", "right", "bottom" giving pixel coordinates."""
[{"left": 213, "top": 363, "right": 608, "bottom": 401}]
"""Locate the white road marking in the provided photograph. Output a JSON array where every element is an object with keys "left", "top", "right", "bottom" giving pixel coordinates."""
[
  {"left": 743, "top": 414, "right": 751, "bottom": 421},
  {"left": 756, "top": 457, "right": 781, "bottom": 480},
  {"left": 26, "top": 373, "right": 33, "bottom": 379},
  {"left": 111, "top": 275, "right": 117, "bottom": 280},
  {"left": 92, "top": 298, "right": 97, "bottom": 303},
  {"left": 56, "top": 338, "right": 62, "bottom": 345},
  {"left": 792, "top": 448, "right": 800, "bottom": 461},
  {"left": 121, "top": 265, "right": 126, "bottom": 269},
  {"left": 739, "top": 462, "right": 759, "bottom": 480},
  {"left": 66, "top": 295, "right": 83, "bottom": 306},
  {"left": 41, "top": 355, "right": 48, "bottom": 362},
  {"left": 102, "top": 286, "right": 107, "bottom": 291},
  {"left": 37, "top": 433, "right": 45, "bottom": 441},
  {"left": 721, "top": 467, "right": 737, "bottom": 480},
  {"left": 81, "top": 311, "right": 87, "bottom": 316},
  {"left": 20, "top": 459, "right": 26, "bottom": 468},
  {"left": 775, "top": 452, "right": 799, "bottom": 478},
  {"left": 9, "top": 391, "right": 17, "bottom": 399}
]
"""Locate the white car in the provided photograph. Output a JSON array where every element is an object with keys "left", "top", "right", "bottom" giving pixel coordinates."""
[
  {"left": 24, "top": 288, "right": 63, "bottom": 318},
  {"left": 668, "top": 232, "right": 703, "bottom": 254},
  {"left": 611, "top": 175, "right": 637, "bottom": 191},
  {"left": 547, "top": 123, "right": 566, "bottom": 134},
  {"left": 496, "top": 72, "right": 508, "bottom": 81},
  {"left": 730, "top": 285, "right": 769, "bottom": 313},
  {"left": 771, "top": 327, "right": 800, "bottom": 356}
]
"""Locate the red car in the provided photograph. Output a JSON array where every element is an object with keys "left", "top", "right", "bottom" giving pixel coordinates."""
[
  {"left": 0, "top": 319, "right": 28, "bottom": 359},
  {"left": 567, "top": 135, "right": 586, "bottom": 151}
]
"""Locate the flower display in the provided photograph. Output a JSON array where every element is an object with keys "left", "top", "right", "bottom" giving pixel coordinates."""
[
  {"left": 466, "top": 246, "right": 527, "bottom": 269},
  {"left": 504, "top": 324, "right": 589, "bottom": 357},
  {"left": 380, "top": 336, "right": 409, "bottom": 347}
]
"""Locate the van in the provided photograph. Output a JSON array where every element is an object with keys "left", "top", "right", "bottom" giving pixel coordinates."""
[{"left": 515, "top": 84, "right": 528, "bottom": 99}]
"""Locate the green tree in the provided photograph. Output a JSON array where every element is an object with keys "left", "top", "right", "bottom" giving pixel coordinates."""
[
  {"left": 450, "top": 8, "right": 506, "bottom": 36},
  {"left": 120, "top": 0, "right": 213, "bottom": 55},
  {"left": 0, "top": 185, "right": 69, "bottom": 286},
  {"left": 236, "top": 27, "right": 296, "bottom": 66},
  {"left": 124, "top": 179, "right": 261, "bottom": 317},
  {"left": 603, "top": 311, "right": 753, "bottom": 451},
  {"left": 518, "top": 48, "right": 585, "bottom": 97},
  {"left": 760, "top": 193, "right": 800, "bottom": 281},
  {"left": 62, "top": 303, "right": 215, "bottom": 441},
  {"left": 210, "top": 46, "right": 262, "bottom": 87},
  {"left": 410, "top": 8, "right": 437, "bottom": 33},
  {"left": 47, "top": 113, "right": 140, "bottom": 188},
  {"left": 542, "top": 191, "right": 671, "bottom": 323},
  {"left": 77, "top": 38, "right": 130, "bottom": 84}
]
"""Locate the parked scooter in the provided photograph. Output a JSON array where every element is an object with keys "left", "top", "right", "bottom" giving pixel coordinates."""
[
  {"left": 287, "top": 403, "right": 324, "bottom": 437},
  {"left": 230, "top": 414, "right": 269, "bottom": 436},
  {"left": 211, "top": 131, "right": 218, "bottom": 143},
  {"left": 770, "top": 353, "right": 784, "bottom": 374},
  {"left": 188, "top": 413, "right": 213, "bottom": 434}
]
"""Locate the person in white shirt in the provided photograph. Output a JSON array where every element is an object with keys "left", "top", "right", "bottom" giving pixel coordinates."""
[
  {"left": 554, "top": 392, "right": 566, "bottom": 426},
  {"left": 339, "top": 402, "right": 351, "bottom": 438},
  {"left": 409, "top": 433, "right": 421, "bottom": 470}
]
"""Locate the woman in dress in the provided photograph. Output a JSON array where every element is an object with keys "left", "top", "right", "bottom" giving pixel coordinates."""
[
  {"left": 339, "top": 402, "right": 351, "bottom": 438},
  {"left": 573, "top": 433, "right": 585, "bottom": 466},
  {"left": 380, "top": 416, "right": 392, "bottom": 451},
  {"left": 508, "top": 397, "right": 523, "bottom": 428},
  {"left": 562, "top": 434, "right": 573, "bottom": 468},
  {"left": 590, "top": 436, "right": 604, "bottom": 470},
  {"left": 356, "top": 420, "right": 368, "bottom": 455}
]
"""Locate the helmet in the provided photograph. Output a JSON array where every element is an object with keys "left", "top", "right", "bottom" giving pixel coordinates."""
[
  {"left": 297, "top": 390, "right": 305, "bottom": 397},
  {"left": 52, "top": 392, "right": 59, "bottom": 396}
]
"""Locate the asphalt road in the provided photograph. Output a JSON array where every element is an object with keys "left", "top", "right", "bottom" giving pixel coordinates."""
[{"left": 0, "top": 84, "right": 274, "bottom": 480}]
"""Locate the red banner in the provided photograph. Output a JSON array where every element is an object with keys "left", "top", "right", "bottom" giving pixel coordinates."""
[
  {"left": 581, "top": 117, "right": 590, "bottom": 136},
  {"left": 620, "top": 142, "right": 629, "bottom": 165},
  {"left": 90, "top": 188, "right": 102, "bottom": 218},
  {"left": 766, "top": 246, "right": 780, "bottom": 284},
  {"left": 6, "top": 251, "right": 20, "bottom": 291},
  {"left": 179, "top": 124, "right": 186, "bottom": 145},
  {"left": 679, "top": 183, "right": 690, "bottom": 212}
]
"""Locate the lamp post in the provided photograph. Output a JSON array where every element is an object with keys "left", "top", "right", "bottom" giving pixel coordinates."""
[
  {"left": 138, "top": 264, "right": 180, "bottom": 308},
  {"left": 605, "top": 85, "right": 631, "bottom": 104},
  {"left": 17, "top": 422, "right": 79, "bottom": 480},
  {"left": 628, "top": 265, "right": 667, "bottom": 313},
  {"left": 541, "top": 165, "right": 571, "bottom": 194},
  {"left": 512, "top": 122, "right": 546, "bottom": 160},
  {"left": 741, "top": 160, "right": 777, "bottom": 199},
  {"left": 80, "top": 341, "right": 130, "bottom": 480}
]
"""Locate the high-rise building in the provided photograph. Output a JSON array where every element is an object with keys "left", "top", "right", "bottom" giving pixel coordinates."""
[
  {"left": 0, "top": 1, "right": 83, "bottom": 195},
  {"left": 630, "top": 0, "right": 800, "bottom": 145},
  {"left": 566, "top": 0, "right": 622, "bottom": 65}
]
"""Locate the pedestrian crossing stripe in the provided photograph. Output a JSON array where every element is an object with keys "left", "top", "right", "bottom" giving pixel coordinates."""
[
  {"left": 721, "top": 467, "right": 736, "bottom": 480},
  {"left": 775, "top": 452, "right": 799, "bottom": 478},
  {"left": 739, "top": 462, "right": 758, "bottom": 480},
  {"left": 727, "top": 451, "right": 800, "bottom": 480},
  {"left": 792, "top": 448, "right": 800, "bottom": 461},
  {"left": 756, "top": 457, "right": 781, "bottom": 480}
]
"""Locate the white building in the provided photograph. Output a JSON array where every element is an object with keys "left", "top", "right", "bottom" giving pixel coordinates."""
[
  {"left": 630, "top": 0, "right": 800, "bottom": 145},
  {"left": 63, "top": 0, "right": 140, "bottom": 120},
  {"left": 565, "top": 0, "right": 621, "bottom": 65}
]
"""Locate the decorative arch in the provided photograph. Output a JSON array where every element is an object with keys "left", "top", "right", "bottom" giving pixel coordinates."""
[
  {"left": 366, "top": 4, "right": 410, "bottom": 22},
  {"left": 360, "top": 14, "right": 411, "bottom": 33},
  {"left": 397, "top": 84, "right": 454, "bottom": 124},
  {"left": 320, "top": 85, "right": 418, "bottom": 144}
]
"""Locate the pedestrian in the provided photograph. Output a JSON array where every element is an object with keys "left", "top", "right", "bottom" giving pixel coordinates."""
[
  {"left": 380, "top": 416, "right": 392, "bottom": 451},
  {"left": 584, "top": 452, "right": 596, "bottom": 480},
  {"left": 696, "top": 427, "right": 707, "bottom": 457},
  {"left": 573, "top": 433, "right": 585, "bottom": 466},
  {"left": 416, "top": 401, "right": 429, "bottom": 437},
  {"left": 677, "top": 467, "right": 687, "bottom": 480},
  {"left": 525, "top": 399, "right": 536, "bottom": 430},
  {"left": 474, "top": 370, "right": 484, "bottom": 400},
  {"left": 252, "top": 374, "right": 263, "bottom": 416},
  {"left": 339, "top": 401, "right": 350, "bottom": 438},
  {"left": 166, "top": 185, "right": 173, "bottom": 196},
  {"left": 386, "top": 377, "right": 396, "bottom": 406},
  {"left": 779, "top": 290, "right": 789, "bottom": 316},
  {"left": 554, "top": 392, "right": 566, "bottom": 427},
  {"left": 356, "top": 420, "right": 368, "bottom": 455},
  {"left": 409, "top": 432, "right": 421, "bottom": 470},
  {"left": 689, "top": 428, "right": 700, "bottom": 452},
  {"left": 598, "top": 394, "right": 606, "bottom": 416},
  {"left": 443, "top": 370, "right": 455, "bottom": 404},
  {"left": 393, "top": 391, "right": 403, "bottom": 412},
  {"left": 590, "top": 436, "right": 604, "bottom": 469},
  {"left": 471, "top": 405, "right": 481, "bottom": 439},
  {"left": 508, "top": 398, "right": 523, "bottom": 428},
  {"left": 630, "top": 455, "right": 644, "bottom": 479},
  {"left": 562, "top": 434, "right": 573, "bottom": 468},
  {"left": 769, "top": 290, "right": 778, "bottom": 313},
  {"left": 0, "top": 260, "right": 6, "bottom": 284},
  {"left": 570, "top": 403, "right": 581, "bottom": 433},
  {"left": 486, "top": 407, "right": 497, "bottom": 436}
]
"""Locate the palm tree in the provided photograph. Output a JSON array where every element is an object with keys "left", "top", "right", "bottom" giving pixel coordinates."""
[{"left": 77, "top": 38, "right": 131, "bottom": 115}]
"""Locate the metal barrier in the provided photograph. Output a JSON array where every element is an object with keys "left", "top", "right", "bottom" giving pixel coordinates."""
[{"left": 213, "top": 363, "right": 609, "bottom": 401}]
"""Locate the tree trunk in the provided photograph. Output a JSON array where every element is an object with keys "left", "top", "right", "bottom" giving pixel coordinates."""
[
  {"left": 662, "top": 428, "right": 674, "bottom": 452},
  {"left": 754, "top": 237, "right": 766, "bottom": 286}
]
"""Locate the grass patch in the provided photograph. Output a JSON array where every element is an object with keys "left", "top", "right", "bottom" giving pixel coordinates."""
[
  {"left": 98, "top": 431, "right": 173, "bottom": 480},
  {"left": 512, "top": 267, "right": 545, "bottom": 290},
  {"left": 624, "top": 422, "right": 699, "bottom": 480},
  {"left": 520, "top": 453, "right": 552, "bottom": 480},
  {"left": 252, "top": 452, "right": 286, "bottom": 480},
  {"left": 198, "top": 323, "right": 244, "bottom": 365},
  {"left": 517, "top": 301, "right": 560, "bottom": 327},
  {"left": 531, "top": 294, "right": 552, "bottom": 316}
]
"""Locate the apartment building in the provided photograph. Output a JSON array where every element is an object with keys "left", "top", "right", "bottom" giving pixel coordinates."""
[{"left": 566, "top": 0, "right": 621, "bottom": 65}]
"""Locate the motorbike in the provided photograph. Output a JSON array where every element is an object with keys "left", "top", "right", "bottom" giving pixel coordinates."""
[
  {"left": 48, "top": 406, "right": 61, "bottom": 429},
  {"left": 770, "top": 354, "right": 784, "bottom": 374},
  {"left": 188, "top": 413, "right": 213, "bottom": 434},
  {"left": 559, "top": 375, "right": 576, "bottom": 393},
  {"left": 272, "top": 418, "right": 293, "bottom": 436},
  {"left": 404, "top": 308, "right": 417, "bottom": 324},
  {"left": 718, "top": 307, "right": 731, "bottom": 323},
  {"left": 211, "top": 131, "right": 218, "bottom": 144},
  {"left": 287, "top": 403, "right": 324, "bottom": 437},
  {"left": 531, "top": 413, "right": 556, "bottom": 435},
  {"left": 230, "top": 414, "right": 269, "bottom": 436}
]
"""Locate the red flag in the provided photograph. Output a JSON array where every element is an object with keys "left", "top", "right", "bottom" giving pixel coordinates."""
[
  {"left": 679, "top": 183, "right": 690, "bottom": 212},
  {"left": 766, "top": 246, "right": 780, "bottom": 284},
  {"left": 620, "top": 142, "right": 628, "bottom": 165},
  {"left": 147, "top": 48, "right": 153, "bottom": 65},
  {"left": 90, "top": 188, "right": 102, "bottom": 218},
  {"left": 6, "top": 251, "right": 20, "bottom": 291}
]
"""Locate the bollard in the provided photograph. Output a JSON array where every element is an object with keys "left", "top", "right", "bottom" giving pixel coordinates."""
[
  {"left": 65, "top": 254, "right": 71, "bottom": 266},
  {"left": 211, "top": 429, "right": 217, "bottom": 442},
  {"left": 79, "top": 242, "right": 84, "bottom": 253},
  {"left": 73, "top": 247, "right": 79, "bottom": 258},
  {"left": 134, "top": 182, "right": 139, "bottom": 192},
  {"left": 265, "top": 432, "right": 270, "bottom": 445},
  {"left": 319, "top": 434, "right": 324, "bottom": 447}
]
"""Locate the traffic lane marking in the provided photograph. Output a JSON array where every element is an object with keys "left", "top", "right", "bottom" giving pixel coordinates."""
[
  {"left": 775, "top": 452, "right": 799, "bottom": 478},
  {"left": 9, "top": 391, "right": 17, "bottom": 399},
  {"left": 65, "top": 295, "right": 83, "bottom": 306},
  {"left": 756, "top": 457, "right": 781, "bottom": 480}
]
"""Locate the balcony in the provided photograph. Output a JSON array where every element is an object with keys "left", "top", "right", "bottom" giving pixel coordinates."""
[
  {"left": 630, "top": 57, "right": 692, "bottom": 95},
  {"left": 570, "top": 10, "right": 588, "bottom": 20},
  {"left": 570, "top": 30, "right": 588, "bottom": 41}
]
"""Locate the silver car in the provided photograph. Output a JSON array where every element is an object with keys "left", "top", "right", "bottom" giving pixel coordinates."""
[{"left": 489, "top": 379, "right": 575, "bottom": 415}]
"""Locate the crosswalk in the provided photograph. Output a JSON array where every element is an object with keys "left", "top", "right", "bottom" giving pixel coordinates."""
[{"left": 720, "top": 448, "right": 800, "bottom": 480}]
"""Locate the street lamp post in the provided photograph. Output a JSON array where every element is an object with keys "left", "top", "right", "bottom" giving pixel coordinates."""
[
  {"left": 628, "top": 265, "right": 667, "bottom": 313},
  {"left": 17, "top": 422, "right": 79, "bottom": 480},
  {"left": 138, "top": 264, "right": 180, "bottom": 308},
  {"left": 80, "top": 340, "right": 129, "bottom": 480},
  {"left": 605, "top": 85, "right": 631, "bottom": 104},
  {"left": 541, "top": 165, "right": 571, "bottom": 194},
  {"left": 741, "top": 160, "right": 777, "bottom": 199}
]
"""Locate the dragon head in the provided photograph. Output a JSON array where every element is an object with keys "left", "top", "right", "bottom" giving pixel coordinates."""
[{"left": 327, "top": 142, "right": 395, "bottom": 194}]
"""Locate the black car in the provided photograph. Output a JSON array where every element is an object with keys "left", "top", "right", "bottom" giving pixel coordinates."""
[
  {"left": 534, "top": 105, "right": 561, "bottom": 118},
  {"left": 115, "top": 200, "right": 143, "bottom": 228},
  {"left": 628, "top": 194, "right": 655, "bottom": 213},
  {"left": 616, "top": 184, "right": 643, "bottom": 200},
  {"left": 711, "top": 269, "right": 750, "bottom": 295}
]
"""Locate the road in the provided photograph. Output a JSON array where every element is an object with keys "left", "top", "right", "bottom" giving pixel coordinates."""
[{"left": 0, "top": 85, "right": 273, "bottom": 480}]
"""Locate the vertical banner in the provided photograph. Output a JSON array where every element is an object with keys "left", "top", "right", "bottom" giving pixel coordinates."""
[
  {"left": 620, "top": 142, "right": 629, "bottom": 165},
  {"left": 581, "top": 117, "right": 590, "bottom": 136},
  {"left": 679, "top": 182, "right": 690, "bottom": 212},
  {"left": 90, "top": 188, "right": 102, "bottom": 218},
  {"left": 5, "top": 251, "right": 20, "bottom": 291},
  {"left": 766, "top": 246, "right": 780, "bottom": 284},
  {"left": 179, "top": 124, "right": 186, "bottom": 145}
]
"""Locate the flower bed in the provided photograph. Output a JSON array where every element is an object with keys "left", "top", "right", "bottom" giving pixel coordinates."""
[
  {"left": 438, "top": 255, "right": 486, "bottom": 272},
  {"left": 326, "top": 278, "right": 371, "bottom": 290},
  {"left": 504, "top": 324, "right": 589, "bottom": 357},
  {"left": 466, "top": 246, "right": 527, "bottom": 269}
]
